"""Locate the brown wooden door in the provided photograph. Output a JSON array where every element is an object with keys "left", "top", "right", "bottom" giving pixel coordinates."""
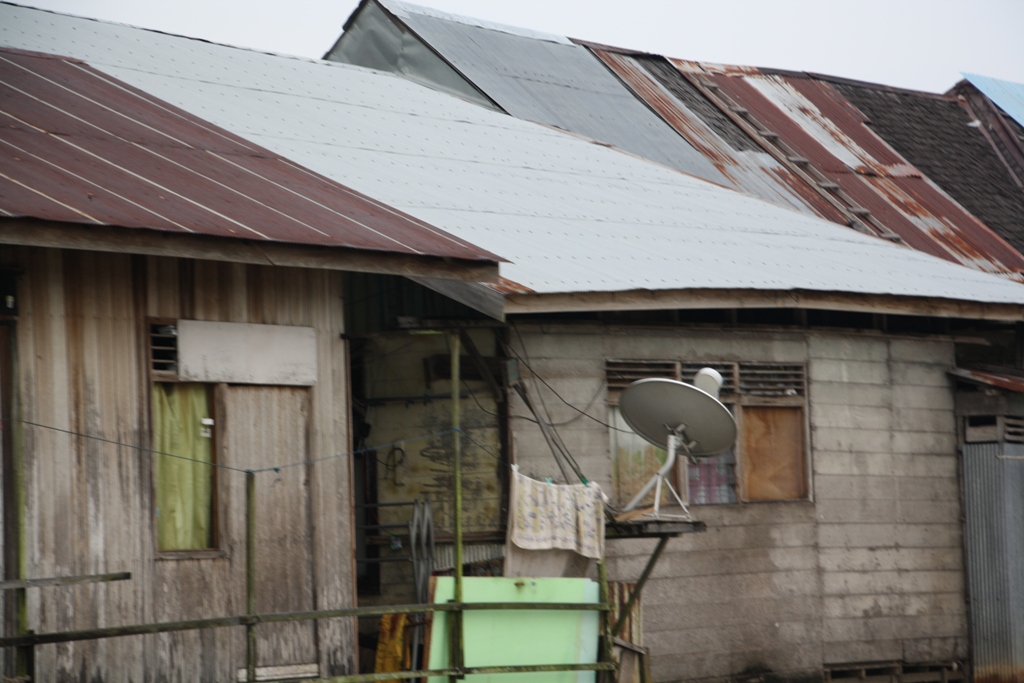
[{"left": 224, "top": 385, "right": 318, "bottom": 669}]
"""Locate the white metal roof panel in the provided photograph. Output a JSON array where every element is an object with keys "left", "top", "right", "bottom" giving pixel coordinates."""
[
  {"left": 4, "top": 4, "right": 1024, "bottom": 307},
  {"left": 964, "top": 73, "right": 1024, "bottom": 130}
]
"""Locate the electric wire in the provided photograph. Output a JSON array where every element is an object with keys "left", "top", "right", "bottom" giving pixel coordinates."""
[
  {"left": 509, "top": 325, "right": 588, "bottom": 483},
  {"left": 9, "top": 418, "right": 459, "bottom": 475},
  {"left": 501, "top": 334, "right": 632, "bottom": 434}
]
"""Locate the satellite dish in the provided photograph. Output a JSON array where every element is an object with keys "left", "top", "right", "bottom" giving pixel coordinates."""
[
  {"left": 618, "top": 373, "right": 738, "bottom": 517},
  {"left": 619, "top": 378, "right": 736, "bottom": 457}
]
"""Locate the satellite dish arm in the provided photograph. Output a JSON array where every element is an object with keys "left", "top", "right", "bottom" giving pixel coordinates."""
[{"left": 622, "top": 430, "right": 682, "bottom": 512}]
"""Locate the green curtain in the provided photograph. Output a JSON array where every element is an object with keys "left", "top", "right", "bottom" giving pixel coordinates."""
[{"left": 153, "top": 383, "right": 214, "bottom": 550}]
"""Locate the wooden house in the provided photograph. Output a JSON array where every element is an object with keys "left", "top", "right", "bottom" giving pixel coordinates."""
[{"left": 0, "top": 46, "right": 498, "bottom": 681}]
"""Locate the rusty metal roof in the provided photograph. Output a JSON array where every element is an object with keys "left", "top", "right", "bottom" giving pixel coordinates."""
[
  {"left": 585, "top": 47, "right": 846, "bottom": 222},
  {"left": 835, "top": 77, "right": 1024, "bottom": 259},
  {"left": 668, "top": 61, "right": 1024, "bottom": 279},
  {"left": 0, "top": 47, "right": 500, "bottom": 264},
  {"left": 949, "top": 367, "right": 1024, "bottom": 393},
  {"left": 7, "top": 4, "right": 1024, "bottom": 314},
  {"left": 324, "top": 2, "right": 1024, "bottom": 280}
]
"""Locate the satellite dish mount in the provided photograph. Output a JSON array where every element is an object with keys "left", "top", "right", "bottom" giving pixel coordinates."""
[{"left": 618, "top": 370, "right": 737, "bottom": 521}]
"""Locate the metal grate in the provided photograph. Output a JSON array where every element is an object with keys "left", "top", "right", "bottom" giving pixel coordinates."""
[
  {"left": 1005, "top": 416, "right": 1024, "bottom": 444},
  {"left": 610, "top": 360, "right": 805, "bottom": 399},
  {"left": 150, "top": 323, "right": 178, "bottom": 378},
  {"left": 606, "top": 360, "right": 680, "bottom": 391},
  {"left": 738, "top": 362, "right": 805, "bottom": 397},
  {"left": 606, "top": 360, "right": 679, "bottom": 405}
]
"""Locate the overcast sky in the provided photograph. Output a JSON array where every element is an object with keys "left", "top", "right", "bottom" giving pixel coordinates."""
[{"left": 10, "top": 0, "right": 1024, "bottom": 93}]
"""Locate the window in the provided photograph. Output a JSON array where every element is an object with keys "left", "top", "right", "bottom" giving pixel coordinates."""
[
  {"left": 150, "top": 322, "right": 216, "bottom": 551},
  {"left": 152, "top": 382, "right": 216, "bottom": 550},
  {"left": 607, "top": 360, "right": 808, "bottom": 506}
]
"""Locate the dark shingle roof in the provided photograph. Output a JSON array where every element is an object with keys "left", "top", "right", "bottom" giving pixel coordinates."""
[{"left": 835, "top": 83, "right": 1024, "bottom": 254}]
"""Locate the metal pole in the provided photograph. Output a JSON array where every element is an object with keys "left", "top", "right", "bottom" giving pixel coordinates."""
[
  {"left": 612, "top": 535, "right": 670, "bottom": 638},
  {"left": 449, "top": 331, "right": 464, "bottom": 680},
  {"left": 451, "top": 333, "right": 463, "bottom": 601},
  {"left": 246, "top": 470, "right": 257, "bottom": 682},
  {"left": 451, "top": 333, "right": 465, "bottom": 678},
  {"left": 597, "top": 561, "right": 612, "bottom": 683}
]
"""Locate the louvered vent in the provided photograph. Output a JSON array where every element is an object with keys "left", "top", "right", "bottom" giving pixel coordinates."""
[
  {"left": 967, "top": 415, "right": 1024, "bottom": 444},
  {"left": 738, "top": 363, "right": 805, "bottom": 396},
  {"left": 606, "top": 359, "right": 679, "bottom": 404},
  {"left": 150, "top": 323, "right": 178, "bottom": 378},
  {"left": 1006, "top": 416, "right": 1024, "bottom": 444}
]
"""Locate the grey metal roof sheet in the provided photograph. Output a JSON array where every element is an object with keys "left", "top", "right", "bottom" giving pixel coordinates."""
[
  {"left": 4, "top": 4, "right": 1024, "bottom": 308},
  {"left": 370, "top": 0, "right": 731, "bottom": 187},
  {"left": 965, "top": 73, "right": 1024, "bottom": 129}
]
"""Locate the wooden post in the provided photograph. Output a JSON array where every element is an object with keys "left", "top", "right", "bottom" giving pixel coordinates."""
[{"left": 246, "top": 470, "right": 257, "bottom": 683}]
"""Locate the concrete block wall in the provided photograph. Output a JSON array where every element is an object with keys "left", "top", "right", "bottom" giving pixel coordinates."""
[
  {"left": 508, "top": 324, "right": 966, "bottom": 682},
  {"left": 810, "top": 336, "right": 966, "bottom": 663}
]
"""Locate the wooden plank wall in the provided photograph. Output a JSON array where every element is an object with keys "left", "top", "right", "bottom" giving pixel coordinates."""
[
  {"left": 507, "top": 324, "right": 966, "bottom": 683},
  {"left": 3, "top": 247, "right": 354, "bottom": 681}
]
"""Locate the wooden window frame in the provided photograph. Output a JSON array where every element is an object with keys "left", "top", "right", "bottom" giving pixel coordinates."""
[{"left": 147, "top": 316, "right": 226, "bottom": 559}]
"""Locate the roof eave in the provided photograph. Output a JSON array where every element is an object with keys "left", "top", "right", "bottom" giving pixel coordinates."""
[
  {"left": 0, "top": 217, "right": 500, "bottom": 282},
  {"left": 504, "top": 288, "right": 1024, "bottom": 322}
]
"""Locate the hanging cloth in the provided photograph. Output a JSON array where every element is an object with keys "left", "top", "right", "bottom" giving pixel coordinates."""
[{"left": 508, "top": 466, "right": 605, "bottom": 560}]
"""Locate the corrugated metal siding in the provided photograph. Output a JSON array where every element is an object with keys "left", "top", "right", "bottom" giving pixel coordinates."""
[
  {"left": 9, "top": 246, "right": 355, "bottom": 680},
  {"left": 963, "top": 442, "right": 1024, "bottom": 683},
  {"left": 366, "top": 0, "right": 731, "bottom": 186},
  {"left": 6, "top": 6, "right": 1024, "bottom": 307},
  {"left": 0, "top": 47, "right": 498, "bottom": 263}
]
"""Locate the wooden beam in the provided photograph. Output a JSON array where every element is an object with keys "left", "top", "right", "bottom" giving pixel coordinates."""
[
  {"left": 504, "top": 288, "right": 1024, "bottom": 321},
  {"left": 0, "top": 571, "right": 130, "bottom": 591},
  {"left": 0, "top": 218, "right": 499, "bottom": 282}
]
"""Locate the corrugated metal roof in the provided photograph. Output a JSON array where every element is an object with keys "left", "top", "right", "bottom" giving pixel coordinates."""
[
  {"left": 337, "top": 0, "right": 731, "bottom": 187},
  {"left": 949, "top": 367, "right": 1024, "bottom": 393},
  {"left": 5, "top": 4, "right": 1024, "bottom": 310},
  {"left": 329, "top": 2, "right": 1024, "bottom": 281},
  {"left": 677, "top": 62, "right": 1024, "bottom": 277},
  {"left": 586, "top": 48, "right": 846, "bottom": 221},
  {"left": 842, "top": 79, "right": 1024, "bottom": 258},
  {"left": 0, "top": 46, "right": 498, "bottom": 263},
  {"left": 966, "top": 73, "right": 1024, "bottom": 129}
]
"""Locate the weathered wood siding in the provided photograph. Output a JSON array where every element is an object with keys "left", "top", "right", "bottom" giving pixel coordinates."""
[
  {"left": 3, "top": 247, "right": 354, "bottom": 682},
  {"left": 508, "top": 324, "right": 965, "bottom": 683}
]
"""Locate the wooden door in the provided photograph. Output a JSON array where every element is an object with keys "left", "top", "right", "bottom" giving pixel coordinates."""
[{"left": 225, "top": 385, "right": 318, "bottom": 669}]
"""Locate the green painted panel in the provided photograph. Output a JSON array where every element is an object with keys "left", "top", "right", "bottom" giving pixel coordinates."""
[{"left": 428, "top": 577, "right": 599, "bottom": 683}]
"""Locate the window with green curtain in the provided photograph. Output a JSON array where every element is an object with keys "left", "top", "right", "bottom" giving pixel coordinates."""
[{"left": 153, "top": 383, "right": 215, "bottom": 550}]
